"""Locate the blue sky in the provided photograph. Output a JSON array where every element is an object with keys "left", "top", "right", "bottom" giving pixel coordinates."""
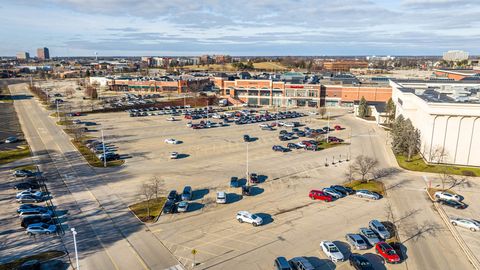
[{"left": 1, "top": 0, "right": 479, "bottom": 56}]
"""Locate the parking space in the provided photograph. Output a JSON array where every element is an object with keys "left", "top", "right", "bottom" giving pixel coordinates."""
[{"left": 73, "top": 108, "right": 404, "bottom": 269}]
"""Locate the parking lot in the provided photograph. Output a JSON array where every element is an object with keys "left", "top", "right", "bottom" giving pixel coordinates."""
[{"left": 75, "top": 108, "right": 405, "bottom": 269}]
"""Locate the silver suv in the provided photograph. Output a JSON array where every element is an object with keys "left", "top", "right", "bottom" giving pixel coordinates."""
[
  {"left": 345, "top": 234, "right": 368, "bottom": 250},
  {"left": 369, "top": 219, "right": 390, "bottom": 240}
]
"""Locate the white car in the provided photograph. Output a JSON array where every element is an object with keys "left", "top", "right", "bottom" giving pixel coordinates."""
[
  {"left": 166, "top": 117, "right": 176, "bottom": 121},
  {"left": 26, "top": 223, "right": 57, "bottom": 235},
  {"left": 320, "top": 241, "right": 345, "bottom": 262},
  {"left": 170, "top": 152, "right": 178, "bottom": 159},
  {"left": 16, "top": 189, "right": 43, "bottom": 199},
  {"left": 259, "top": 123, "right": 270, "bottom": 128},
  {"left": 451, "top": 218, "right": 479, "bottom": 232},
  {"left": 296, "top": 142, "right": 307, "bottom": 148},
  {"left": 236, "top": 211, "right": 263, "bottom": 226},
  {"left": 355, "top": 190, "right": 380, "bottom": 200},
  {"left": 309, "top": 111, "right": 318, "bottom": 115},
  {"left": 435, "top": 191, "right": 461, "bottom": 202},
  {"left": 212, "top": 114, "right": 222, "bottom": 119},
  {"left": 216, "top": 191, "right": 227, "bottom": 204},
  {"left": 5, "top": 136, "right": 18, "bottom": 143},
  {"left": 164, "top": 138, "right": 179, "bottom": 144},
  {"left": 284, "top": 122, "right": 295, "bottom": 127}
]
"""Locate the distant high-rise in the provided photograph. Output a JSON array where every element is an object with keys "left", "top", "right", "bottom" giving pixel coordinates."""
[
  {"left": 16, "top": 51, "right": 30, "bottom": 60},
  {"left": 443, "top": 50, "right": 469, "bottom": 61},
  {"left": 37, "top": 47, "right": 50, "bottom": 60}
]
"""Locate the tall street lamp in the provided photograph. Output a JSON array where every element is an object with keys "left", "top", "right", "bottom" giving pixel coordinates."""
[{"left": 71, "top": 228, "right": 80, "bottom": 270}]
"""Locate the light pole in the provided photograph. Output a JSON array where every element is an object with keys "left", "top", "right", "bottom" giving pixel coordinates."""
[
  {"left": 71, "top": 228, "right": 80, "bottom": 270},
  {"left": 101, "top": 129, "right": 106, "bottom": 167},
  {"left": 326, "top": 112, "right": 330, "bottom": 143},
  {"left": 246, "top": 141, "right": 249, "bottom": 185},
  {"left": 56, "top": 102, "right": 60, "bottom": 122}
]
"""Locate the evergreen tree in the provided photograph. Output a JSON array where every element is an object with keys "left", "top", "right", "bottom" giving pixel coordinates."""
[{"left": 358, "top": 97, "right": 369, "bottom": 118}]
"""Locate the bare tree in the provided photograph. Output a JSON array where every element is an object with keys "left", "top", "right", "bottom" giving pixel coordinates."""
[
  {"left": 344, "top": 164, "right": 355, "bottom": 183},
  {"left": 150, "top": 176, "right": 166, "bottom": 199},
  {"left": 351, "top": 155, "right": 378, "bottom": 181},
  {"left": 65, "top": 87, "right": 75, "bottom": 99},
  {"left": 319, "top": 107, "right": 327, "bottom": 119},
  {"left": 139, "top": 182, "right": 156, "bottom": 219},
  {"left": 430, "top": 145, "right": 448, "bottom": 164}
]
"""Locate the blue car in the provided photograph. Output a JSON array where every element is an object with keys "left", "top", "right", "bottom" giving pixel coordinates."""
[{"left": 230, "top": 177, "right": 240, "bottom": 188}]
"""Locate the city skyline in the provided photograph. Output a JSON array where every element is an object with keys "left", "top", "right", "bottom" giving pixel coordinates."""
[{"left": 2, "top": 0, "right": 480, "bottom": 56}]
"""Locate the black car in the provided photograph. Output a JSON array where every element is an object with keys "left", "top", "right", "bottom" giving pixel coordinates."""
[
  {"left": 243, "top": 135, "right": 250, "bottom": 142},
  {"left": 272, "top": 145, "right": 288, "bottom": 152},
  {"left": 249, "top": 173, "right": 258, "bottom": 184},
  {"left": 14, "top": 181, "right": 41, "bottom": 190},
  {"left": 21, "top": 215, "right": 53, "bottom": 228},
  {"left": 242, "top": 185, "right": 252, "bottom": 196},
  {"left": 438, "top": 199, "right": 467, "bottom": 209},
  {"left": 279, "top": 130, "right": 288, "bottom": 135},
  {"left": 349, "top": 254, "right": 374, "bottom": 270},
  {"left": 296, "top": 131, "right": 306, "bottom": 137},
  {"left": 279, "top": 136, "right": 288, "bottom": 141},
  {"left": 167, "top": 190, "right": 179, "bottom": 202},
  {"left": 331, "top": 185, "right": 355, "bottom": 195},
  {"left": 13, "top": 170, "right": 35, "bottom": 177},
  {"left": 163, "top": 200, "right": 177, "bottom": 214},
  {"left": 287, "top": 143, "right": 301, "bottom": 149}
]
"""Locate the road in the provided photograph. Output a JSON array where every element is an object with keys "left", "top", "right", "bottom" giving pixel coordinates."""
[{"left": 9, "top": 83, "right": 182, "bottom": 270}]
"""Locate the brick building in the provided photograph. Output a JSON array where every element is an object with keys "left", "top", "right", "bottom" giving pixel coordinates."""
[{"left": 322, "top": 60, "right": 369, "bottom": 72}]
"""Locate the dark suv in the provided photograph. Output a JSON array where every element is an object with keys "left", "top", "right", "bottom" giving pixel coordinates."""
[{"left": 167, "top": 190, "right": 179, "bottom": 202}]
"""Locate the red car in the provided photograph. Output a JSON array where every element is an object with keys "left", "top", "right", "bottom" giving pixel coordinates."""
[
  {"left": 375, "top": 242, "right": 400, "bottom": 264},
  {"left": 309, "top": 190, "right": 333, "bottom": 202},
  {"left": 334, "top": 125, "right": 342, "bottom": 130}
]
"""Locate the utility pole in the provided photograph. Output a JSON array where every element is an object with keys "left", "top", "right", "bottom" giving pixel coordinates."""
[
  {"left": 246, "top": 141, "right": 249, "bottom": 185},
  {"left": 101, "top": 129, "right": 106, "bottom": 167},
  {"left": 56, "top": 102, "right": 60, "bottom": 122},
  {"left": 71, "top": 228, "right": 80, "bottom": 270},
  {"left": 326, "top": 112, "right": 330, "bottom": 143}
]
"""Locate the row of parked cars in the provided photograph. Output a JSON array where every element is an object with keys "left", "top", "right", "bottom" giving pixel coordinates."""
[
  {"left": 128, "top": 105, "right": 195, "bottom": 117},
  {"left": 85, "top": 139, "right": 121, "bottom": 161},
  {"left": 109, "top": 93, "right": 162, "bottom": 108},
  {"left": 12, "top": 169, "right": 57, "bottom": 235},
  {"left": 309, "top": 185, "right": 381, "bottom": 202},
  {"left": 434, "top": 191, "right": 479, "bottom": 232}
]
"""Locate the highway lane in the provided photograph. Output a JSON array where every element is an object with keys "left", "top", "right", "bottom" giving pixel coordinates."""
[{"left": 10, "top": 83, "right": 181, "bottom": 270}]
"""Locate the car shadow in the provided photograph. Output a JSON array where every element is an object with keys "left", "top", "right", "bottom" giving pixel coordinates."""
[
  {"left": 227, "top": 193, "right": 243, "bottom": 204},
  {"left": 187, "top": 202, "right": 204, "bottom": 212},
  {"left": 176, "top": 154, "right": 190, "bottom": 159},
  {"left": 118, "top": 154, "right": 133, "bottom": 160},
  {"left": 390, "top": 241, "right": 408, "bottom": 262},
  {"left": 257, "top": 175, "right": 268, "bottom": 183},
  {"left": 237, "top": 178, "right": 247, "bottom": 187},
  {"left": 333, "top": 240, "right": 352, "bottom": 258},
  {"left": 192, "top": 189, "right": 209, "bottom": 200},
  {"left": 382, "top": 221, "right": 397, "bottom": 239},
  {"left": 255, "top": 213, "right": 273, "bottom": 225},
  {"left": 54, "top": 209, "right": 69, "bottom": 217},
  {"left": 304, "top": 256, "right": 337, "bottom": 269},
  {"left": 249, "top": 186, "right": 264, "bottom": 196},
  {"left": 362, "top": 253, "right": 387, "bottom": 270}
]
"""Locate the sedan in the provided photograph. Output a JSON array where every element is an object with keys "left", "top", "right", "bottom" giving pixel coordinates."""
[
  {"left": 163, "top": 200, "right": 177, "bottom": 214},
  {"left": 164, "top": 138, "right": 179, "bottom": 144},
  {"left": 16, "top": 190, "right": 44, "bottom": 199},
  {"left": 309, "top": 190, "right": 333, "bottom": 202},
  {"left": 346, "top": 234, "right": 368, "bottom": 250},
  {"left": 438, "top": 199, "right": 467, "bottom": 209},
  {"left": 177, "top": 201, "right": 189, "bottom": 212},
  {"left": 272, "top": 145, "right": 289, "bottom": 152},
  {"left": 170, "top": 152, "right": 179, "bottom": 159},
  {"left": 331, "top": 185, "right": 355, "bottom": 195},
  {"left": 355, "top": 190, "right": 381, "bottom": 200},
  {"left": 5, "top": 136, "right": 18, "bottom": 143},
  {"left": 26, "top": 223, "right": 57, "bottom": 235},
  {"left": 349, "top": 254, "right": 374, "bottom": 270},
  {"left": 359, "top": 227, "right": 380, "bottom": 246},
  {"left": 323, "top": 188, "right": 343, "bottom": 199},
  {"left": 287, "top": 143, "right": 302, "bottom": 149},
  {"left": 166, "top": 117, "right": 176, "bottom": 121},
  {"left": 13, "top": 169, "right": 35, "bottom": 177},
  {"left": 375, "top": 242, "right": 401, "bottom": 264},
  {"left": 320, "top": 241, "right": 344, "bottom": 262},
  {"left": 435, "top": 191, "right": 462, "bottom": 202},
  {"left": 14, "top": 181, "right": 40, "bottom": 190},
  {"left": 17, "top": 194, "right": 45, "bottom": 203},
  {"left": 451, "top": 218, "right": 479, "bottom": 231}
]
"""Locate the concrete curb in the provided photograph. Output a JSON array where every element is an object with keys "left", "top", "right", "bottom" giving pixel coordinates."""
[{"left": 434, "top": 202, "right": 480, "bottom": 269}]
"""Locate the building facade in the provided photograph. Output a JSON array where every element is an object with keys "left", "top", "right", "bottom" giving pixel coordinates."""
[
  {"left": 107, "top": 77, "right": 211, "bottom": 93},
  {"left": 443, "top": 50, "right": 469, "bottom": 61},
  {"left": 322, "top": 60, "right": 369, "bottom": 72},
  {"left": 37, "top": 47, "right": 50, "bottom": 60},
  {"left": 16, "top": 52, "right": 30, "bottom": 60},
  {"left": 391, "top": 79, "right": 480, "bottom": 167}
]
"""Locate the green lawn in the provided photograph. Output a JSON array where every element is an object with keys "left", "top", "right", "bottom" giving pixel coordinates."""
[
  {"left": 56, "top": 120, "right": 73, "bottom": 126},
  {"left": 0, "top": 250, "right": 65, "bottom": 270},
  {"left": 0, "top": 146, "right": 31, "bottom": 165},
  {"left": 344, "top": 180, "right": 385, "bottom": 195},
  {"left": 396, "top": 154, "right": 480, "bottom": 177},
  {"left": 129, "top": 197, "right": 167, "bottom": 222},
  {"left": 72, "top": 140, "right": 124, "bottom": 167}
]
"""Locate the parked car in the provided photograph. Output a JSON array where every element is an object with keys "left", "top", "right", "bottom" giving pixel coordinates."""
[
  {"left": 450, "top": 218, "right": 479, "bottom": 232},
  {"left": 355, "top": 190, "right": 381, "bottom": 200},
  {"left": 375, "top": 242, "right": 401, "bottom": 264},
  {"left": 242, "top": 185, "right": 252, "bottom": 196},
  {"left": 359, "top": 228, "right": 380, "bottom": 246},
  {"left": 272, "top": 145, "right": 289, "bottom": 152},
  {"left": 369, "top": 220, "right": 390, "bottom": 240},
  {"left": 14, "top": 180, "right": 40, "bottom": 190},
  {"left": 177, "top": 201, "right": 189, "bottom": 212},
  {"left": 331, "top": 185, "right": 355, "bottom": 195},
  {"left": 322, "top": 188, "right": 343, "bottom": 199},
  {"left": 349, "top": 254, "right": 374, "bottom": 270},
  {"left": 345, "top": 234, "right": 368, "bottom": 250},
  {"left": 13, "top": 170, "right": 35, "bottom": 177},
  {"left": 181, "top": 186, "right": 192, "bottom": 201},
  {"left": 309, "top": 190, "right": 333, "bottom": 202},
  {"left": 167, "top": 190, "right": 179, "bottom": 202},
  {"left": 236, "top": 211, "right": 263, "bottom": 226},
  {"left": 334, "top": 125, "right": 342, "bottom": 130},
  {"left": 26, "top": 223, "right": 57, "bottom": 235},
  {"left": 164, "top": 138, "right": 179, "bottom": 144},
  {"left": 17, "top": 194, "right": 45, "bottom": 203},
  {"left": 5, "top": 136, "right": 18, "bottom": 143},
  {"left": 320, "top": 241, "right": 345, "bottom": 262},
  {"left": 435, "top": 191, "right": 462, "bottom": 202},
  {"left": 16, "top": 190, "right": 44, "bottom": 199},
  {"left": 249, "top": 173, "right": 258, "bottom": 184},
  {"left": 274, "top": 257, "right": 292, "bottom": 270},
  {"left": 230, "top": 177, "right": 241, "bottom": 188},
  {"left": 439, "top": 199, "right": 467, "bottom": 209},
  {"left": 216, "top": 191, "right": 227, "bottom": 204},
  {"left": 170, "top": 152, "right": 179, "bottom": 159},
  {"left": 21, "top": 215, "right": 53, "bottom": 229},
  {"left": 166, "top": 117, "right": 176, "bottom": 121},
  {"left": 98, "top": 152, "right": 120, "bottom": 161},
  {"left": 288, "top": 257, "right": 314, "bottom": 270},
  {"left": 17, "top": 204, "right": 48, "bottom": 213},
  {"left": 163, "top": 200, "right": 177, "bottom": 214},
  {"left": 243, "top": 134, "right": 251, "bottom": 142},
  {"left": 19, "top": 209, "right": 53, "bottom": 218}
]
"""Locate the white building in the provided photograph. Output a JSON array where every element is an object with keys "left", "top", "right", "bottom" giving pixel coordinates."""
[
  {"left": 443, "top": 50, "right": 469, "bottom": 62},
  {"left": 390, "top": 79, "right": 480, "bottom": 167},
  {"left": 16, "top": 51, "right": 30, "bottom": 60}
]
